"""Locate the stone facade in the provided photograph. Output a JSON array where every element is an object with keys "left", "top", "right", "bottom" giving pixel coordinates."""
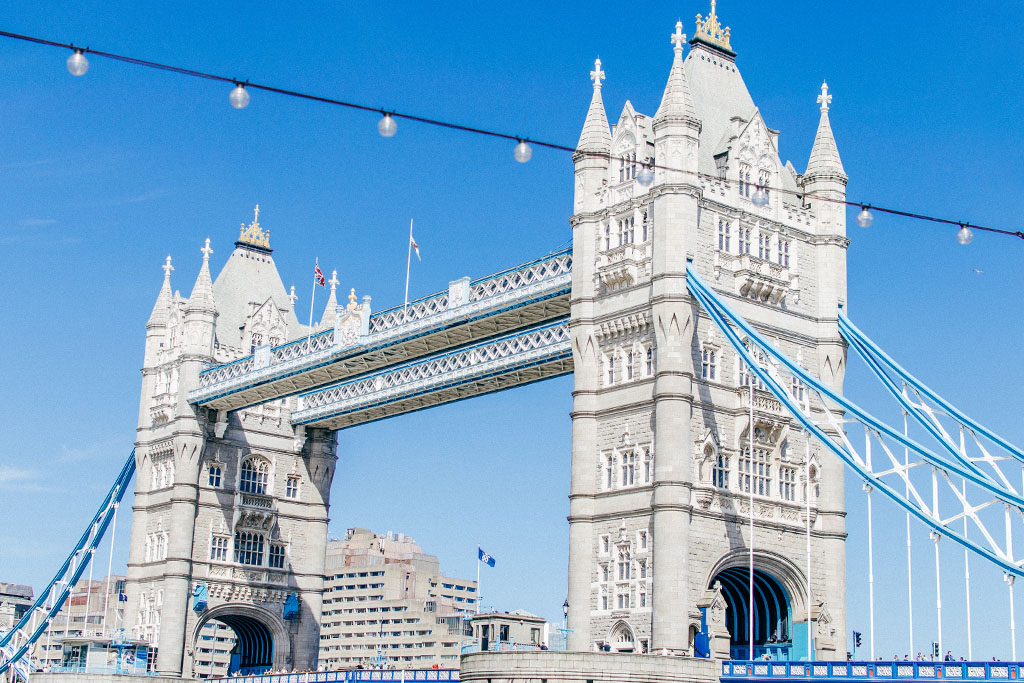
[
  {"left": 124, "top": 213, "right": 340, "bottom": 677},
  {"left": 461, "top": 651, "right": 718, "bottom": 683},
  {"left": 567, "top": 4, "right": 848, "bottom": 659}
]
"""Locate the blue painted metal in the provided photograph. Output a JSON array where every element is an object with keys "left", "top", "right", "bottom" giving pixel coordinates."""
[
  {"left": 685, "top": 265, "right": 1024, "bottom": 578},
  {"left": 210, "top": 669, "right": 460, "bottom": 683},
  {"left": 0, "top": 451, "right": 136, "bottom": 680},
  {"left": 722, "top": 660, "right": 1023, "bottom": 682},
  {"left": 193, "top": 583, "right": 209, "bottom": 612},
  {"left": 839, "top": 312, "right": 1024, "bottom": 467},
  {"left": 283, "top": 593, "right": 300, "bottom": 620}
]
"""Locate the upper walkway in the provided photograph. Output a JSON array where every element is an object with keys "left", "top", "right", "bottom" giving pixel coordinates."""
[
  {"left": 210, "top": 670, "right": 459, "bottom": 683},
  {"left": 189, "top": 250, "right": 571, "bottom": 412}
]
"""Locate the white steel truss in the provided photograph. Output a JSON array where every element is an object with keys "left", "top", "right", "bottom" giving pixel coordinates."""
[{"left": 291, "top": 321, "right": 571, "bottom": 430}]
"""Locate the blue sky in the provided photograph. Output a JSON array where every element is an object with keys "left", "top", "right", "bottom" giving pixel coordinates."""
[{"left": 1, "top": 0, "right": 1022, "bottom": 660}]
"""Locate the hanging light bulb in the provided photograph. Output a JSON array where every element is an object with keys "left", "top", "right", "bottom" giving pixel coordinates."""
[
  {"left": 513, "top": 140, "right": 532, "bottom": 163},
  {"left": 66, "top": 48, "right": 89, "bottom": 77},
  {"left": 229, "top": 83, "right": 250, "bottom": 109},
  {"left": 751, "top": 189, "right": 769, "bottom": 207},
  {"left": 636, "top": 165, "right": 654, "bottom": 187},
  {"left": 956, "top": 224, "right": 974, "bottom": 245},
  {"left": 856, "top": 207, "right": 874, "bottom": 228},
  {"left": 377, "top": 113, "right": 397, "bottom": 138}
]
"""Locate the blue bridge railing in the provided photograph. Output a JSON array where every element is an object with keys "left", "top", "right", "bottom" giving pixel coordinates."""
[
  {"left": 212, "top": 670, "right": 459, "bottom": 683},
  {"left": 723, "top": 660, "right": 1022, "bottom": 681}
]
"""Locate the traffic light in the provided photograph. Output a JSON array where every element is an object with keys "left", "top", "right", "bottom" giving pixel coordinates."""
[{"left": 853, "top": 631, "right": 862, "bottom": 649}]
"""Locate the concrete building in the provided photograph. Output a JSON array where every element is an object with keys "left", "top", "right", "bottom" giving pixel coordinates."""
[
  {"left": 318, "top": 529, "right": 476, "bottom": 669},
  {"left": 567, "top": 1, "right": 847, "bottom": 660},
  {"left": 0, "top": 583, "right": 34, "bottom": 634},
  {"left": 470, "top": 611, "right": 549, "bottom": 651}
]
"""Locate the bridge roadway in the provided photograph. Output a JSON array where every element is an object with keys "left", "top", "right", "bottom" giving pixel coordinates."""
[
  {"left": 721, "top": 660, "right": 1024, "bottom": 682},
  {"left": 189, "top": 249, "right": 571, "bottom": 417}
]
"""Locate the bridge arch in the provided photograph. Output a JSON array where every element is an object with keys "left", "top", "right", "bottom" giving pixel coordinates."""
[
  {"left": 192, "top": 603, "right": 290, "bottom": 676},
  {"left": 707, "top": 551, "right": 807, "bottom": 660}
]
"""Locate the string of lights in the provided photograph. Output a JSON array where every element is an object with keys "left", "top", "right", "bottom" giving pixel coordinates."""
[{"left": 1, "top": 28, "right": 1021, "bottom": 244}]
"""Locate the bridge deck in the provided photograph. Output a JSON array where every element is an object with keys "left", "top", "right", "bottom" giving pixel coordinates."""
[{"left": 722, "top": 660, "right": 1021, "bottom": 682}]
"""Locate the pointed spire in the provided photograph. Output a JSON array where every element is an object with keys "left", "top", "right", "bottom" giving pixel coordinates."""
[
  {"left": 576, "top": 58, "right": 611, "bottom": 153},
  {"left": 654, "top": 22, "right": 697, "bottom": 122},
  {"left": 289, "top": 285, "right": 298, "bottom": 310},
  {"left": 186, "top": 238, "right": 216, "bottom": 312},
  {"left": 147, "top": 256, "right": 174, "bottom": 326},
  {"left": 805, "top": 81, "right": 846, "bottom": 177},
  {"left": 320, "top": 270, "right": 340, "bottom": 327}
]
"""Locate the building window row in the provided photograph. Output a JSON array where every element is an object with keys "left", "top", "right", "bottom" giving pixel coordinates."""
[
  {"left": 602, "top": 447, "right": 653, "bottom": 490},
  {"left": 603, "top": 210, "right": 649, "bottom": 250},
  {"left": 603, "top": 344, "right": 654, "bottom": 386},
  {"left": 151, "top": 458, "right": 175, "bottom": 490},
  {"left": 717, "top": 218, "right": 792, "bottom": 268},
  {"left": 145, "top": 531, "right": 168, "bottom": 562}
]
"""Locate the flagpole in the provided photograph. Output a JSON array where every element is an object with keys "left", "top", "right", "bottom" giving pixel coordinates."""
[
  {"left": 403, "top": 219, "right": 413, "bottom": 321},
  {"left": 307, "top": 257, "right": 318, "bottom": 345},
  {"left": 476, "top": 545, "right": 481, "bottom": 615}
]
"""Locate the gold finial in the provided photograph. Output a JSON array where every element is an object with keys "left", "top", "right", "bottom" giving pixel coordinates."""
[
  {"left": 238, "top": 204, "right": 271, "bottom": 249},
  {"left": 694, "top": 0, "right": 732, "bottom": 52},
  {"left": 347, "top": 288, "right": 358, "bottom": 311}
]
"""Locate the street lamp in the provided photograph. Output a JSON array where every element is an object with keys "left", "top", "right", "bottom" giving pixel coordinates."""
[{"left": 558, "top": 599, "right": 573, "bottom": 652}]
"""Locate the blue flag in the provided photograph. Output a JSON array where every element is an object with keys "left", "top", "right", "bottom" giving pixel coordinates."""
[{"left": 478, "top": 547, "right": 496, "bottom": 567}]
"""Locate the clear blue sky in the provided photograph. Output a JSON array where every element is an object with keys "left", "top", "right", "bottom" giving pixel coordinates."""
[{"left": 1, "top": 0, "right": 1022, "bottom": 660}]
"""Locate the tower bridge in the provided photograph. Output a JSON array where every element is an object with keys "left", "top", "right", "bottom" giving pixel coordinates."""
[{"left": 5, "top": 3, "right": 1024, "bottom": 683}]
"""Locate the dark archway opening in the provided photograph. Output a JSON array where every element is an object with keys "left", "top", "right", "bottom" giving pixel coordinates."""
[
  {"left": 711, "top": 566, "right": 792, "bottom": 660},
  {"left": 215, "top": 614, "right": 274, "bottom": 676}
]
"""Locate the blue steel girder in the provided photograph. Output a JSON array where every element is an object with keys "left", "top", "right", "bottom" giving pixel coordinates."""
[
  {"left": 189, "top": 249, "right": 571, "bottom": 412},
  {"left": 290, "top": 320, "right": 572, "bottom": 430}
]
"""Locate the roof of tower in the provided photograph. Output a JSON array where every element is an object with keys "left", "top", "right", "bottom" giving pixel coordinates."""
[
  {"left": 186, "top": 239, "right": 216, "bottom": 313},
  {"left": 805, "top": 81, "right": 846, "bottom": 177},
  {"left": 680, "top": 2, "right": 757, "bottom": 175},
  {"left": 211, "top": 208, "right": 301, "bottom": 348},
  {"left": 577, "top": 58, "right": 612, "bottom": 153},
  {"left": 147, "top": 255, "right": 174, "bottom": 326},
  {"left": 654, "top": 21, "right": 698, "bottom": 122}
]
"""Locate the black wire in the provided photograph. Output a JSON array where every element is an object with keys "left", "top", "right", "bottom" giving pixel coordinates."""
[{"left": 2, "top": 29, "right": 1021, "bottom": 241}]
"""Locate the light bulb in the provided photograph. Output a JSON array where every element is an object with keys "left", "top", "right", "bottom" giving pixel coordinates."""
[
  {"left": 229, "top": 84, "right": 250, "bottom": 109},
  {"left": 856, "top": 207, "right": 873, "bottom": 228},
  {"left": 637, "top": 166, "right": 654, "bottom": 187},
  {"left": 752, "top": 189, "right": 769, "bottom": 207},
  {"left": 377, "top": 113, "right": 397, "bottom": 138},
  {"left": 513, "top": 140, "right": 532, "bottom": 163},
  {"left": 66, "top": 49, "right": 89, "bottom": 77},
  {"left": 956, "top": 225, "right": 973, "bottom": 245}
]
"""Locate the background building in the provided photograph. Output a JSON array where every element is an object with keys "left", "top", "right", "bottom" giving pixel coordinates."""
[
  {"left": 0, "top": 583, "right": 34, "bottom": 634},
  {"left": 318, "top": 528, "right": 476, "bottom": 668},
  {"left": 469, "top": 611, "right": 549, "bottom": 651}
]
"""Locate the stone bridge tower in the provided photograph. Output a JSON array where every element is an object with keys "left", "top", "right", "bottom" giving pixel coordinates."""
[
  {"left": 124, "top": 210, "right": 338, "bottom": 677},
  {"left": 567, "top": 4, "right": 849, "bottom": 659}
]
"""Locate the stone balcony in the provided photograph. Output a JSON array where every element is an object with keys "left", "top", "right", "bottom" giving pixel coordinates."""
[
  {"left": 596, "top": 243, "right": 647, "bottom": 291},
  {"left": 713, "top": 252, "right": 799, "bottom": 305}
]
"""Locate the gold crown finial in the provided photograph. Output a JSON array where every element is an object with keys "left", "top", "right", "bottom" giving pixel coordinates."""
[
  {"left": 694, "top": 0, "right": 732, "bottom": 52},
  {"left": 238, "top": 204, "right": 271, "bottom": 249},
  {"left": 347, "top": 288, "right": 358, "bottom": 311}
]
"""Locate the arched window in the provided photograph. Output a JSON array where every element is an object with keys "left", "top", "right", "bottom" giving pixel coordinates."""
[
  {"left": 626, "top": 352, "right": 635, "bottom": 380},
  {"left": 617, "top": 548, "right": 631, "bottom": 580},
  {"left": 605, "top": 454, "right": 614, "bottom": 489},
  {"left": 208, "top": 464, "right": 222, "bottom": 488},
  {"left": 622, "top": 452, "right": 636, "bottom": 486},
  {"left": 240, "top": 458, "right": 269, "bottom": 495},
  {"left": 645, "top": 348, "right": 654, "bottom": 376},
  {"left": 643, "top": 449, "right": 653, "bottom": 483},
  {"left": 234, "top": 531, "right": 264, "bottom": 566}
]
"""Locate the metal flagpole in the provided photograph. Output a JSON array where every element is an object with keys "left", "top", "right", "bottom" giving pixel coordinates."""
[
  {"left": 958, "top": 427, "right": 972, "bottom": 660},
  {"left": 1007, "top": 574, "right": 1017, "bottom": 660},
  {"left": 476, "top": 545, "right": 481, "bottom": 615},
  {"left": 903, "top": 404, "right": 914, "bottom": 656},
  {"left": 865, "top": 427, "right": 875, "bottom": 661},
  {"left": 307, "top": 258, "right": 318, "bottom": 345},
  {"left": 748, "top": 383, "right": 755, "bottom": 661},
  {"left": 101, "top": 503, "right": 119, "bottom": 637},
  {"left": 931, "top": 465, "right": 942, "bottom": 660},
  {"left": 805, "top": 432, "right": 813, "bottom": 661},
  {"left": 403, "top": 219, "right": 414, "bottom": 321}
]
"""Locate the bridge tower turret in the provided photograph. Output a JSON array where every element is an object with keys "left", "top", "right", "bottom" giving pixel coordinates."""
[{"left": 567, "top": 3, "right": 848, "bottom": 660}]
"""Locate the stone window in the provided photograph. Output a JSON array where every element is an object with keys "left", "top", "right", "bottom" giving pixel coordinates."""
[
  {"left": 758, "top": 168, "right": 771, "bottom": 201},
  {"left": 602, "top": 564, "right": 610, "bottom": 582},
  {"left": 791, "top": 376, "right": 806, "bottom": 405},
  {"left": 639, "top": 590, "right": 647, "bottom": 608},
  {"left": 239, "top": 457, "right": 269, "bottom": 495},
  {"left": 645, "top": 347, "right": 654, "bottom": 376},
  {"left": 638, "top": 530, "right": 648, "bottom": 550},
  {"left": 739, "top": 163, "right": 752, "bottom": 198},
  {"left": 641, "top": 211, "right": 649, "bottom": 242},
  {"left": 619, "top": 151, "right": 636, "bottom": 182},
  {"left": 234, "top": 531, "right": 264, "bottom": 566},
  {"left": 713, "top": 453, "right": 730, "bottom": 489},
  {"left": 269, "top": 544, "right": 286, "bottom": 569},
  {"left": 718, "top": 219, "right": 731, "bottom": 252},
  {"left": 601, "top": 535, "right": 610, "bottom": 555},
  {"left": 739, "top": 446, "right": 771, "bottom": 497},
  {"left": 210, "top": 536, "right": 228, "bottom": 562},
  {"left": 758, "top": 232, "right": 771, "bottom": 261},
  {"left": 621, "top": 451, "right": 636, "bottom": 486},
  {"left": 606, "top": 355, "right": 616, "bottom": 386},
  {"left": 604, "top": 224, "right": 611, "bottom": 251},
  {"left": 778, "top": 239, "right": 790, "bottom": 268},
  {"left": 643, "top": 449, "right": 653, "bottom": 483},
  {"left": 701, "top": 345, "right": 718, "bottom": 381},
  {"left": 286, "top": 476, "right": 299, "bottom": 498},
  {"left": 779, "top": 464, "right": 796, "bottom": 501},
  {"left": 739, "top": 227, "right": 752, "bottom": 255},
  {"left": 208, "top": 464, "right": 222, "bottom": 488},
  {"left": 639, "top": 559, "right": 647, "bottom": 579},
  {"left": 601, "top": 589, "right": 609, "bottom": 611},
  {"left": 605, "top": 454, "right": 614, "bottom": 490},
  {"left": 617, "top": 548, "right": 631, "bottom": 580},
  {"left": 626, "top": 351, "right": 635, "bottom": 381},
  {"left": 250, "top": 332, "right": 264, "bottom": 354},
  {"left": 616, "top": 584, "right": 630, "bottom": 610}
]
